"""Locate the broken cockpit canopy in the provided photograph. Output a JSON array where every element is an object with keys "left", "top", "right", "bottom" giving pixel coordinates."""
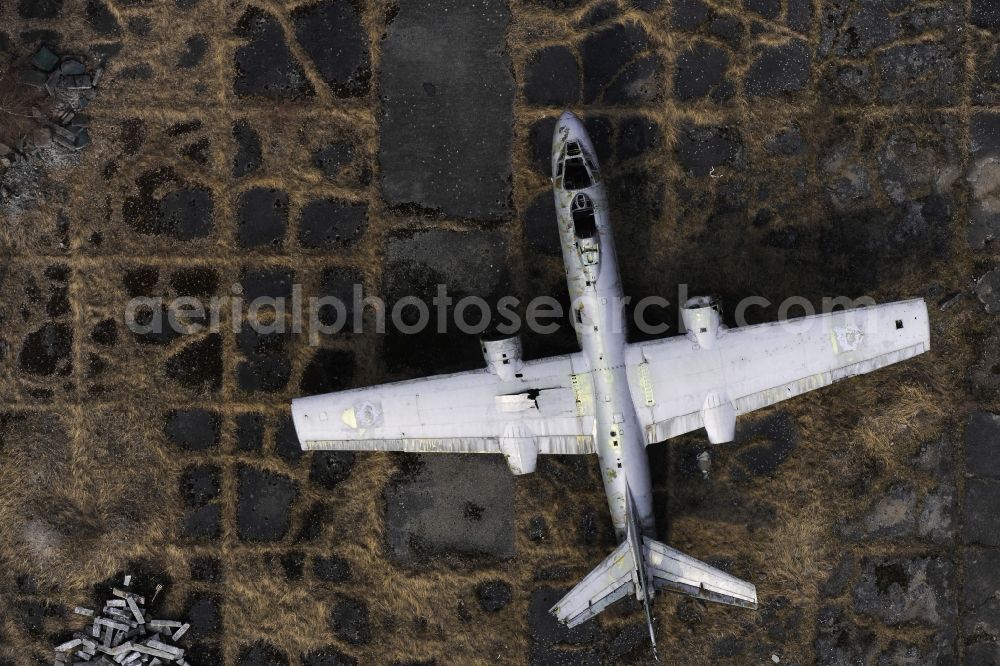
[
  {"left": 557, "top": 140, "right": 599, "bottom": 190},
  {"left": 571, "top": 192, "right": 597, "bottom": 239}
]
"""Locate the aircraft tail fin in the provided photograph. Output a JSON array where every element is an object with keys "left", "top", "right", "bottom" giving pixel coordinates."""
[{"left": 549, "top": 486, "right": 757, "bottom": 660}]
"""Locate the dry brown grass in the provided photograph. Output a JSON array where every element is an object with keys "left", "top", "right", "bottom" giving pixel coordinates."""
[{"left": 0, "top": 0, "right": 991, "bottom": 664}]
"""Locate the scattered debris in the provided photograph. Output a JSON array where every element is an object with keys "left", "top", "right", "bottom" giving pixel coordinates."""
[
  {"left": 975, "top": 269, "right": 1000, "bottom": 314},
  {"left": 696, "top": 450, "right": 711, "bottom": 480},
  {"left": 53, "top": 575, "right": 190, "bottom": 665},
  {"left": 937, "top": 291, "right": 962, "bottom": 311},
  {"left": 1, "top": 43, "right": 103, "bottom": 216}
]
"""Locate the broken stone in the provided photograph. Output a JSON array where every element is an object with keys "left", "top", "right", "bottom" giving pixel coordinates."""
[
  {"left": 180, "top": 464, "right": 221, "bottom": 506},
  {"left": 301, "top": 349, "right": 355, "bottom": 396},
  {"left": 476, "top": 580, "right": 512, "bottom": 612},
  {"left": 184, "top": 505, "right": 220, "bottom": 538},
  {"left": 617, "top": 115, "right": 660, "bottom": 161},
  {"left": 31, "top": 45, "right": 59, "bottom": 72},
  {"left": 165, "top": 333, "right": 223, "bottom": 390},
  {"left": 746, "top": 40, "right": 811, "bottom": 96},
  {"left": 301, "top": 647, "right": 356, "bottom": 666},
  {"left": 917, "top": 483, "right": 955, "bottom": 545},
  {"left": 19, "top": 322, "right": 72, "bottom": 376},
  {"left": 853, "top": 556, "right": 955, "bottom": 627},
  {"left": 967, "top": 642, "right": 1000, "bottom": 666},
  {"left": 86, "top": 0, "right": 121, "bottom": 36},
  {"left": 814, "top": 606, "right": 874, "bottom": 665},
  {"left": 975, "top": 269, "right": 1000, "bottom": 313},
  {"left": 50, "top": 574, "right": 188, "bottom": 664},
  {"left": 529, "top": 587, "right": 599, "bottom": 663},
  {"left": 237, "top": 465, "right": 297, "bottom": 541},
  {"left": 329, "top": 597, "right": 370, "bottom": 645},
  {"left": 523, "top": 192, "right": 561, "bottom": 256},
  {"left": 59, "top": 58, "right": 85, "bottom": 75},
  {"left": 675, "top": 41, "right": 730, "bottom": 101},
  {"left": 731, "top": 411, "right": 797, "bottom": 479},
  {"left": 878, "top": 43, "right": 959, "bottom": 105},
  {"left": 232, "top": 119, "right": 262, "bottom": 176},
  {"left": 877, "top": 127, "right": 959, "bottom": 205},
  {"left": 179, "top": 34, "right": 208, "bottom": 68},
  {"left": 676, "top": 124, "right": 743, "bottom": 177},
  {"left": 581, "top": 22, "right": 650, "bottom": 103},
  {"left": 857, "top": 484, "right": 917, "bottom": 540},
  {"left": 820, "top": 554, "right": 854, "bottom": 598},
  {"left": 236, "top": 412, "right": 264, "bottom": 452},
  {"left": 523, "top": 45, "right": 580, "bottom": 106},
  {"left": 313, "top": 555, "right": 351, "bottom": 583},
  {"left": 234, "top": 6, "right": 313, "bottom": 99},
  {"left": 298, "top": 199, "right": 367, "bottom": 248},
  {"left": 312, "top": 141, "right": 353, "bottom": 180},
  {"left": 164, "top": 409, "right": 219, "bottom": 450},
  {"left": 31, "top": 127, "right": 52, "bottom": 148},
  {"left": 293, "top": 0, "right": 370, "bottom": 96},
  {"left": 237, "top": 187, "right": 288, "bottom": 248},
  {"left": 237, "top": 642, "right": 288, "bottom": 666}
]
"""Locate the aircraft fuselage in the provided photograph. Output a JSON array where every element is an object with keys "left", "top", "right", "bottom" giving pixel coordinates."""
[{"left": 551, "top": 112, "right": 656, "bottom": 542}]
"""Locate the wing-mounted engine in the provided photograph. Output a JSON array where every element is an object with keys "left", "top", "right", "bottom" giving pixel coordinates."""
[
  {"left": 701, "top": 390, "right": 736, "bottom": 444},
  {"left": 499, "top": 422, "right": 538, "bottom": 475},
  {"left": 681, "top": 296, "right": 726, "bottom": 350},
  {"left": 481, "top": 334, "right": 524, "bottom": 381}
]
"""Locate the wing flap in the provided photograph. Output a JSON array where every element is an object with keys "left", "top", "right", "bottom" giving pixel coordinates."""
[{"left": 302, "top": 434, "right": 596, "bottom": 454}]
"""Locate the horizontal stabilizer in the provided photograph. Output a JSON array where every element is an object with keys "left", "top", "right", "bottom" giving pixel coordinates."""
[
  {"left": 644, "top": 539, "right": 757, "bottom": 609},
  {"left": 550, "top": 540, "right": 636, "bottom": 628},
  {"left": 550, "top": 538, "right": 757, "bottom": 629}
]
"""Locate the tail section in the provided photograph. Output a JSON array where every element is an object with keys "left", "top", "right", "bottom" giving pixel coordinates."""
[{"left": 549, "top": 486, "right": 757, "bottom": 659}]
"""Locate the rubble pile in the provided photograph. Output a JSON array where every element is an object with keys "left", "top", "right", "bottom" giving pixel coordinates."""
[
  {"left": 51, "top": 576, "right": 191, "bottom": 666},
  {"left": 0, "top": 44, "right": 102, "bottom": 211}
]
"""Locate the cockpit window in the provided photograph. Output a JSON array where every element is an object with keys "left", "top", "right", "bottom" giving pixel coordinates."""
[
  {"left": 558, "top": 142, "right": 599, "bottom": 190},
  {"left": 571, "top": 193, "right": 597, "bottom": 238},
  {"left": 563, "top": 157, "right": 591, "bottom": 190}
]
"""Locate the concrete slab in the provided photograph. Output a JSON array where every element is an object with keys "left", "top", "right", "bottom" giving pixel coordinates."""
[
  {"left": 385, "top": 454, "right": 514, "bottom": 562},
  {"left": 379, "top": 0, "right": 513, "bottom": 221},
  {"left": 382, "top": 229, "right": 510, "bottom": 375},
  {"left": 237, "top": 465, "right": 297, "bottom": 541},
  {"left": 964, "top": 411, "right": 1000, "bottom": 478},
  {"left": 964, "top": 478, "right": 1000, "bottom": 546},
  {"left": 853, "top": 556, "right": 955, "bottom": 627},
  {"left": 963, "top": 549, "right": 1000, "bottom": 639}
]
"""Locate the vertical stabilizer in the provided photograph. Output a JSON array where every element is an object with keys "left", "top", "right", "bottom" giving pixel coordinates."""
[{"left": 625, "top": 485, "right": 659, "bottom": 661}]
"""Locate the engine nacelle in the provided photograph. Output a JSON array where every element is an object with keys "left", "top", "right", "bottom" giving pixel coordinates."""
[
  {"left": 682, "top": 296, "right": 725, "bottom": 350},
  {"left": 481, "top": 334, "right": 524, "bottom": 382},
  {"left": 702, "top": 390, "right": 736, "bottom": 444}
]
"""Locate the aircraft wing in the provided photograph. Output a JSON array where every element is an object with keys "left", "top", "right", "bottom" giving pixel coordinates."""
[
  {"left": 291, "top": 352, "right": 597, "bottom": 460},
  {"left": 626, "top": 299, "right": 930, "bottom": 444}
]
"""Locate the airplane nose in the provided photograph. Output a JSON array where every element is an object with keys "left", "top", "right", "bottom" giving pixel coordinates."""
[{"left": 556, "top": 110, "right": 584, "bottom": 141}]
